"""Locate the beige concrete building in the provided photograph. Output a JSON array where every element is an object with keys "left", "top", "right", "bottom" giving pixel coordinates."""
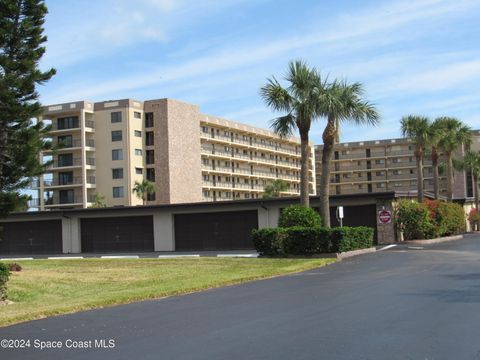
[
  {"left": 32, "top": 98, "right": 315, "bottom": 210},
  {"left": 315, "top": 133, "right": 480, "bottom": 199}
]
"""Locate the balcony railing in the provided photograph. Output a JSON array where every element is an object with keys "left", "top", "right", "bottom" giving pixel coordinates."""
[{"left": 48, "top": 158, "right": 82, "bottom": 168}]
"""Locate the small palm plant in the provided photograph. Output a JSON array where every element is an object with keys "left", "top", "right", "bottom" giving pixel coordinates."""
[{"left": 132, "top": 180, "right": 155, "bottom": 205}]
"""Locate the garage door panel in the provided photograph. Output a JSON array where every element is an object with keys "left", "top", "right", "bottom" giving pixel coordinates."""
[
  {"left": 0, "top": 220, "right": 62, "bottom": 254},
  {"left": 174, "top": 210, "right": 258, "bottom": 251},
  {"left": 81, "top": 216, "right": 154, "bottom": 253}
]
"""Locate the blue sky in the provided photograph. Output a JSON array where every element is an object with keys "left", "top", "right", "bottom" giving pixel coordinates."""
[{"left": 39, "top": 0, "right": 480, "bottom": 144}]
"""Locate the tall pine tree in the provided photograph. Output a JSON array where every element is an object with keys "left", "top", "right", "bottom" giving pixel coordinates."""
[{"left": 0, "top": 0, "right": 55, "bottom": 217}]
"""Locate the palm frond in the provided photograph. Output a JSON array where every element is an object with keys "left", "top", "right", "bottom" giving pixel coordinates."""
[
  {"left": 260, "top": 77, "right": 292, "bottom": 113},
  {"left": 270, "top": 113, "right": 296, "bottom": 138}
]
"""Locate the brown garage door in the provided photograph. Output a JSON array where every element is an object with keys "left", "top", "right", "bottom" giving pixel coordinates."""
[
  {"left": 0, "top": 220, "right": 62, "bottom": 254},
  {"left": 329, "top": 204, "right": 378, "bottom": 244},
  {"left": 174, "top": 210, "right": 258, "bottom": 251},
  {"left": 81, "top": 216, "right": 154, "bottom": 253}
]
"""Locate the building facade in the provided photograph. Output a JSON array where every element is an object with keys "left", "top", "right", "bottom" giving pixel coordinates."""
[
  {"left": 32, "top": 98, "right": 316, "bottom": 210},
  {"left": 315, "top": 134, "right": 479, "bottom": 199}
]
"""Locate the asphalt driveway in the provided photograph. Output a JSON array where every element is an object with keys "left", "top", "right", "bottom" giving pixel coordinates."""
[{"left": 2, "top": 236, "right": 480, "bottom": 359}]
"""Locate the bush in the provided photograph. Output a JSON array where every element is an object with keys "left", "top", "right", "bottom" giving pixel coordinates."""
[
  {"left": 8, "top": 263, "right": 22, "bottom": 272},
  {"left": 330, "top": 227, "right": 374, "bottom": 253},
  {"left": 468, "top": 208, "right": 480, "bottom": 223},
  {"left": 251, "top": 228, "right": 286, "bottom": 256},
  {"left": 282, "top": 227, "right": 331, "bottom": 255},
  {"left": 396, "top": 200, "right": 436, "bottom": 240},
  {"left": 0, "top": 263, "right": 10, "bottom": 301},
  {"left": 278, "top": 205, "right": 321, "bottom": 228},
  {"left": 436, "top": 202, "right": 466, "bottom": 236}
]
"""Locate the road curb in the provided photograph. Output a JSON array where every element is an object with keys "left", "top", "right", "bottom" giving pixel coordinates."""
[
  {"left": 336, "top": 247, "right": 377, "bottom": 260},
  {"left": 403, "top": 234, "right": 465, "bottom": 245}
]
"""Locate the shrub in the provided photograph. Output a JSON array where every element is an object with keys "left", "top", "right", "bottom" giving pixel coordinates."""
[
  {"left": 396, "top": 200, "right": 436, "bottom": 240},
  {"left": 282, "top": 227, "right": 331, "bottom": 255},
  {"left": 251, "top": 228, "right": 286, "bottom": 256},
  {"left": 330, "top": 227, "right": 374, "bottom": 253},
  {"left": 8, "top": 263, "right": 22, "bottom": 272},
  {"left": 0, "top": 263, "right": 10, "bottom": 301},
  {"left": 278, "top": 205, "right": 321, "bottom": 228},
  {"left": 436, "top": 202, "right": 466, "bottom": 236},
  {"left": 468, "top": 208, "right": 480, "bottom": 223}
]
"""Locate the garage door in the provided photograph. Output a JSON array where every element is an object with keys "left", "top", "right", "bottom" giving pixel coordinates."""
[
  {"left": 81, "top": 216, "right": 154, "bottom": 253},
  {"left": 174, "top": 210, "right": 258, "bottom": 251},
  {"left": 329, "top": 204, "right": 378, "bottom": 244},
  {"left": 0, "top": 220, "right": 62, "bottom": 254}
]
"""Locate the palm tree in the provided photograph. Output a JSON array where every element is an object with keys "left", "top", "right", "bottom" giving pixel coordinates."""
[
  {"left": 262, "top": 179, "right": 288, "bottom": 198},
  {"left": 454, "top": 150, "right": 480, "bottom": 229},
  {"left": 260, "top": 60, "right": 326, "bottom": 208},
  {"left": 400, "top": 115, "right": 430, "bottom": 202},
  {"left": 434, "top": 117, "right": 472, "bottom": 201},
  {"left": 427, "top": 121, "right": 445, "bottom": 199},
  {"left": 132, "top": 180, "right": 155, "bottom": 205},
  {"left": 318, "top": 79, "right": 379, "bottom": 227}
]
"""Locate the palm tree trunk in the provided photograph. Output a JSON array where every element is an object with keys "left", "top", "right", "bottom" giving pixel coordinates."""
[
  {"left": 446, "top": 152, "right": 454, "bottom": 202},
  {"left": 319, "top": 116, "right": 336, "bottom": 228},
  {"left": 299, "top": 129, "right": 310, "bottom": 208},
  {"left": 431, "top": 147, "right": 439, "bottom": 199},
  {"left": 475, "top": 174, "right": 479, "bottom": 230},
  {"left": 416, "top": 151, "right": 424, "bottom": 202}
]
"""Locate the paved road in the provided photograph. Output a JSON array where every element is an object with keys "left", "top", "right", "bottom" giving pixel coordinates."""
[{"left": 2, "top": 237, "right": 480, "bottom": 360}]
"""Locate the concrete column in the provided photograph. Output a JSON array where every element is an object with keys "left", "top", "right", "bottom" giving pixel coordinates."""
[
  {"left": 376, "top": 200, "right": 396, "bottom": 244},
  {"left": 153, "top": 212, "right": 174, "bottom": 251}
]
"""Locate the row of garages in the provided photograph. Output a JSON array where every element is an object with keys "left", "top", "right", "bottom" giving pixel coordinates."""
[
  {"left": 0, "top": 194, "right": 396, "bottom": 255},
  {"left": 0, "top": 210, "right": 259, "bottom": 254}
]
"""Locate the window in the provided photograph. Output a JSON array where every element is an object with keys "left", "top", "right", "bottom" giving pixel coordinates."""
[
  {"left": 375, "top": 159, "right": 384, "bottom": 164},
  {"left": 392, "top": 158, "right": 401, "bottom": 163},
  {"left": 113, "top": 186, "right": 124, "bottom": 198},
  {"left": 376, "top": 171, "right": 384, "bottom": 176},
  {"left": 146, "top": 131, "right": 154, "bottom": 146},
  {"left": 134, "top": 111, "right": 141, "bottom": 119},
  {"left": 135, "top": 167, "right": 143, "bottom": 175},
  {"left": 59, "top": 172, "right": 73, "bottom": 185},
  {"left": 145, "top": 112, "right": 154, "bottom": 127},
  {"left": 202, "top": 126, "right": 208, "bottom": 133},
  {"left": 393, "top": 170, "right": 401, "bottom": 175},
  {"left": 58, "top": 135, "right": 73, "bottom": 148},
  {"left": 111, "top": 112, "right": 122, "bottom": 123},
  {"left": 376, "top": 183, "right": 385, "bottom": 188},
  {"left": 203, "top": 175, "right": 209, "bottom": 181},
  {"left": 134, "top": 130, "right": 142, "bottom": 138},
  {"left": 59, "top": 189, "right": 75, "bottom": 204},
  {"left": 58, "top": 153, "right": 73, "bottom": 167},
  {"left": 146, "top": 168, "right": 155, "bottom": 182},
  {"left": 410, "top": 169, "right": 414, "bottom": 174},
  {"left": 112, "top": 168, "right": 123, "bottom": 179},
  {"left": 111, "top": 130, "right": 122, "bottom": 142},
  {"left": 112, "top": 149, "right": 123, "bottom": 160},
  {"left": 134, "top": 149, "right": 143, "bottom": 156},
  {"left": 146, "top": 150, "right": 154, "bottom": 164},
  {"left": 57, "top": 116, "right": 79, "bottom": 129},
  {"left": 202, "top": 158, "right": 209, "bottom": 165}
]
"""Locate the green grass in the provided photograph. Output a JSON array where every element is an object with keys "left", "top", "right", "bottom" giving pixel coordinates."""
[{"left": 0, "top": 257, "right": 335, "bottom": 327}]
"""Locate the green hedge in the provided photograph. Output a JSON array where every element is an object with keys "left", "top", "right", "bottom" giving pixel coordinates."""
[
  {"left": 331, "top": 227, "right": 374, "bottom": 253},
  {"left": 251, "top": 228, "right": 286, "bottom": 256},
  {"left": 252, "top": 226, "right": 374, "bottom": 256},
  {"left": 0, "top": 263, "right": 10, "bottom": 301},
  {"left": 278, "top": 205, "right": 322, "bottom": 228},
  {"left": 397, "top": 200, "right": 466, "bottom": 240}
]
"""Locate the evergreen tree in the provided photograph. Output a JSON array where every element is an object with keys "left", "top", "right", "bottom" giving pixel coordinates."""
[{"left": 0, "top": 0, "right": 55, "bottom": 217}]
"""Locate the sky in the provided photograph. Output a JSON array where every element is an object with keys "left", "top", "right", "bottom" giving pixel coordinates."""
[{"left": 38, "top": 0, "right": 480, "bottom": 144}]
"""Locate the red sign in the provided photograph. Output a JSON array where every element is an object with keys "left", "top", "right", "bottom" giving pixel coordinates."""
[{"left": 378, "top": 210, "right": 392, "bottom": 224}]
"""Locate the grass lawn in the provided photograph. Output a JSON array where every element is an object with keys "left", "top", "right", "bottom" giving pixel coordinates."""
[{"left": 0, "top": 257, "right": 335, "bottom": 327}]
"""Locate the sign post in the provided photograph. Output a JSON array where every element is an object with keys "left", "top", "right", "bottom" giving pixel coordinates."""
[{"left": 378, "top": 209, "right": 392, "bottom": 224}]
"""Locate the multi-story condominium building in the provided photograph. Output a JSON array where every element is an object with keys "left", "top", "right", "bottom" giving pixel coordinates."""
[
  {"left": 32, "top": 98, "right": 316, "bottom": 210},
  {"left": 315, "top": 133, "right": 480, "bottom": 199}
]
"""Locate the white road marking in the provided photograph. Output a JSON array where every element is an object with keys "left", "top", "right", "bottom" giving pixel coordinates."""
[
  {"left": 217, "top": 254, "right": 259, "bottom": 258},
  {"left": 100, "top": 255, "right": 140, "bottom": 259},
  {"left": 408, "top": 246, "right": 425, "bottom": 250},
  {"left": 0, "top": 257, "right": 33, "bottom": 261},
  {"left": 378, "top": 244, "right": 397, "bottom": 251},
  {"left": 158, "top": 254, "right": 200, "bottom": 258},
  {"left": 47, "top": 257, "right": 84, "bottom": 260}
]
